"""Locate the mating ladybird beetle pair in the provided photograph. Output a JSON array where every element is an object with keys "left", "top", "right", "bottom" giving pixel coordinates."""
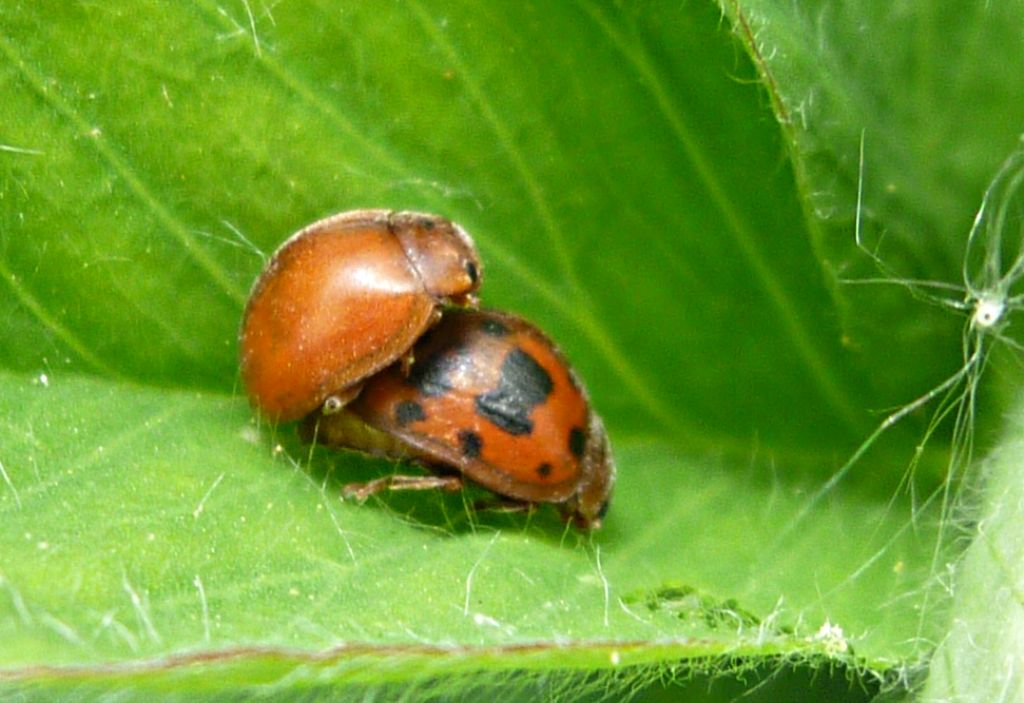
[{"left": 239, "top": 210, "right": 614, "bottom": 529}]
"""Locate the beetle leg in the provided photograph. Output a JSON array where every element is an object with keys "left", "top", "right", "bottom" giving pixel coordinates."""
[
  {"left": 342, "top": 474, "right": 464, "bottom": 501},
  {"left": 446, "top": 291, "right": 479, "bottom": 308},
  {"left": 399, "top": 308, "right": 442, "bottom": 376},
  {"left": 472, "top": 497, "right": 536, "bottom": 515},
  {"left": 399, "top": 350, "right": 416, "bottom": 377},
  {"left": 321, "top": 384, "right": 362, "bottom": 415}
]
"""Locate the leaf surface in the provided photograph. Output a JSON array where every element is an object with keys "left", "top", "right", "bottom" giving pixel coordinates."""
[{"left": 5, "top": 0, "right": 1017, "bottom": 698}]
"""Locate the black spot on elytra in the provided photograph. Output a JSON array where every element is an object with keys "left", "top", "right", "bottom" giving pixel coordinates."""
[
  {"left": 465, "top": 261, "right": 479, "bottom": 285},
  {"left": 569, "top": 427, "right": 586, "bottom": 458},
  {"left": 419, "top": 217, "right": 436, "bottom": 230},
  {"left": 395, "top": 400, "right": 427, "bottom": 426},
  {"left": 475, "top": 347, "right": 553, "bottom": 436},
  {"left": 408, "top": 351, "right": 462, "bottom": 397},
  {"left": 479, "top": 318, "right": 508, "bottom": 337},
  {"left": 536, "top": 462, "right": 553, "bottom": 478},
  {"left": 459, "top": 430, "right": 482, "bottom": 459}
]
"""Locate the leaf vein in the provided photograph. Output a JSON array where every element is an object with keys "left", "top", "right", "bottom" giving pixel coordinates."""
[
  {"left": 0, "top": 35, "right": 247, "bottom": 308},
  {"left": 577, "top": 0, "right": 862, "bottom": 432}
]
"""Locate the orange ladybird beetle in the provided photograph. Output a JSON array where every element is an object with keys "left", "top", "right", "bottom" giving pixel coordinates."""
[
  {"left": 301, "top": 309, "right": 615, "bottom": 529},
  {"left": 240, "top": 210, "right": 481, "bottom": 422}
]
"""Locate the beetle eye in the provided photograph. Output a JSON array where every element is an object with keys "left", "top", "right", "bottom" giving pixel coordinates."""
[{"left": 465, "top": 261, "right": 479, "bottom": 284}]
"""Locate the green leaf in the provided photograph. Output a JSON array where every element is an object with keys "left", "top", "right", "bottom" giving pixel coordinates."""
[
  {"left": 719, "top": 0, "right": 1024, "bottom": 701},
  {"left": 1, "top": 0, "right": 1018, "bottom": 699},
  {"left": 722, "top": 0, "right": 1024, "bottom": 416},
  {"left": 921, "top": 396, "right": 1024, "bottom": 702},
  {"left": 0, "top": 372, "right": 930, "bottom": 698}
]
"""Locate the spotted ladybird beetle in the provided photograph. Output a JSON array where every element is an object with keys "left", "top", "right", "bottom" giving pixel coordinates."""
[
  {"left": 240, "top": 210, "right": 481, "bottom": 422},
  {"left": 301, "top": 309, "right": 615, "bottom": 529}
]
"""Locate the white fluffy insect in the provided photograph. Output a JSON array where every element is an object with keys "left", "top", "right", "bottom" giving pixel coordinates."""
[{"left": 793, "top": 135, "right": 1024, "bottom": 527}]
